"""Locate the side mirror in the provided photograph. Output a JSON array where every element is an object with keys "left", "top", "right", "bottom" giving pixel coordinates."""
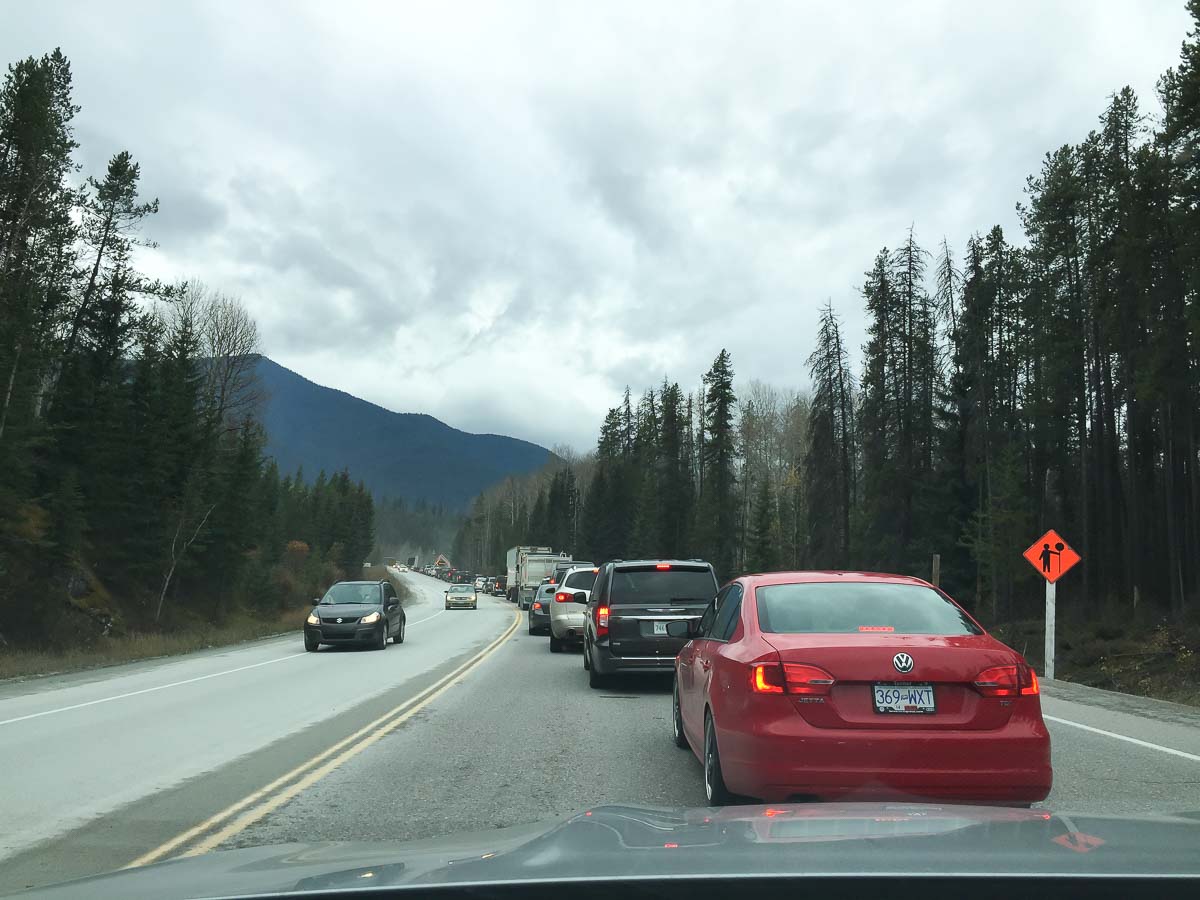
[
  {"left": 666, "top": 619, "right": 698, "bottom": 639},
  {"left": 573, "top": 592, "right": 588, "bottom": 604},
  {"left": 313, "top": 598, "right": 321, "bottom": 606}
]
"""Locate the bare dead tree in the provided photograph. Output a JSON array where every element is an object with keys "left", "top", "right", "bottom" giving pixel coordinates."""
[{"left": 156, "top": 503, "right": 216, "bottom": 623}]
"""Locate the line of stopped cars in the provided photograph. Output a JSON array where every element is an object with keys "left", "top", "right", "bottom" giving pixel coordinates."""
[{"left": 524, "top": 559, "right": 1053, "bottom": 807}]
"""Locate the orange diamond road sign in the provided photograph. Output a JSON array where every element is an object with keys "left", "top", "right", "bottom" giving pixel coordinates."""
[{"left": 1023, "top": 529, "right": 1080, "bottom": 584}]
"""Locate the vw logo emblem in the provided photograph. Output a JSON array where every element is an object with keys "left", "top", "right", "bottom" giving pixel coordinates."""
[
  {"left": 336, "top": 618, "right": 343, "bottom": 623},
  {"left": 893, "top": 652, "right": 914, "bottom": 673}
]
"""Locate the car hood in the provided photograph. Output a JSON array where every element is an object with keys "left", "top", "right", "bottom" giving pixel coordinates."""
[
  {"left": 313, "top": 604, "right": 379, "bottom": 617},
  {"left": 15, "top": 803, "right": 1200, "bottom": 899}
]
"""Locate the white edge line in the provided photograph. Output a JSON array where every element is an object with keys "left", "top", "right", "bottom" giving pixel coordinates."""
[
  {"left": 1044, "top": 714, "right": 1200, "bottom": 763},
  {"left": 0, "top": 653, "right": 307, "bottom": 727},
  {"left": 0, "top": 592, "right": 455, "bottom": 728}
]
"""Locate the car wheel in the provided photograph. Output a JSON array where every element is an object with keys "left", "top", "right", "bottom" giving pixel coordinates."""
[
  {"left": 582, "top": 638, "right": 591, "bottom": 670},
  {"left": 374, "top": 625, "right": 388, "bottom": 651},
  {"left": 704, "top": 711, "right": 733, "bottom": 805},
  {"left": 444, "top": 602, "right": 450, "bottom": 610},
  {"left": 304, "top": 635, "right": 319, "bottom": 652},
  {"left": 396, "top": 620, "right": 405, "bottom": 644},
  {"left": 672, "top": 680, "right": 689, "bottom": 749},
  {"left": 549, "top": 635, "right": 563, "bottom": 653},
  {"left": 587, "top": 647, "right": 608, "bottom": 689},
  {"left": 528, "top": 619, "right": 535, "bottom": 635}
]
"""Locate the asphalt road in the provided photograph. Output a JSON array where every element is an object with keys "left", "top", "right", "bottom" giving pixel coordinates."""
[{"left": 3, "top": 570, "right": 1200, "bottom": 894}]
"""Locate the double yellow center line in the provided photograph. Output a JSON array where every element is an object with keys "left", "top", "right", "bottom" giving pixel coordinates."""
[{"left": 126, "top": 609, "right": 520, "bottom": 867}]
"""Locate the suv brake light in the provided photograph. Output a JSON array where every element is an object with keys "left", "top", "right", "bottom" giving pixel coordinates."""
[
  {"left": 974, "top": 664, "right": 1039, "bottom": 697},
  {"left": 595, "top": 605, "right": 610, "bottom": 638},
  {"left": 554, "top": 591, "right": 573, "bottom": 603},
  {"left": 655, "top": 563, "right": 671, "bottom": 570}
]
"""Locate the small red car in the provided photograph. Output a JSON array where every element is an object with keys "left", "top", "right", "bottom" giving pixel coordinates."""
[{"left": 671, "top": 571, "right": 1052, "bottom": 805}]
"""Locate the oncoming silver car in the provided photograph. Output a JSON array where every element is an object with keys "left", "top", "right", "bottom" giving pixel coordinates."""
[{"left": 444, "top": 583, "right": 478, "bottom": 610}]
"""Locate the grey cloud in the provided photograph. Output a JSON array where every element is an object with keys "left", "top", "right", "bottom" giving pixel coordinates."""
[{"left": 3, "top": 1, "right": 1190, "bottom": 452}]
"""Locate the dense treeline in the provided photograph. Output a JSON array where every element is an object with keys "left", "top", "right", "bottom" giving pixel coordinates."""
[
  {"left": 0, "top": 50, "right": 374, "bottom": 647},
  {"left": 457, "top": 6, "right": 1200, "bottom": 624}
]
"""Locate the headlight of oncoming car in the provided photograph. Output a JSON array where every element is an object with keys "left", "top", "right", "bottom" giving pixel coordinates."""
[
  {"left": 360, "top": 611, "right": 382, "bottom": 624},
  {"left": 306, "top": 611, "right": 319, "bottom": 625}
]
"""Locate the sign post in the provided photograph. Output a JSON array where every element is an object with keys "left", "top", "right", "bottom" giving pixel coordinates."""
[{"left": 1022, "top": 529, "right": 1080, "bottom": 682}]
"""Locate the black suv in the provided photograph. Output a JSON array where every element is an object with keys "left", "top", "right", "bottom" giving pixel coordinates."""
[{"left": 581, "top": 559, "right": 719, "bottom": 689}]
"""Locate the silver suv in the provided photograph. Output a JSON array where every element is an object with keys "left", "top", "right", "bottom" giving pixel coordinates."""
[{"left": 549, "top": 566, "right": 597, "bottom": 652}]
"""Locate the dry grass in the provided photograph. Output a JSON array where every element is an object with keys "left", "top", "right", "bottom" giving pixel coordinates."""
[
  {"left": 0, "top": 607, "right": 306, "bottom": 682},
  {"left": 991, "top": 616, "right": 1200, "bottom": 707}
]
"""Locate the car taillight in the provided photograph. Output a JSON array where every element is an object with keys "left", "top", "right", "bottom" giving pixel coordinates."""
[
  {"left": 974, "top": 664, "right": 1039, "bottom": 697},
  {"left": 750, "top": 663, "right": 785, "bottom": 693},
  {"left": 595, "top": 605, "right": 610, "bottom": 638},
  {"left": 750, "top": 662, "right": 834, "bottom": 695},
  {"left": 532, "top": 602, "right": 542, "bottom": 611},
  {"left": 555, "top": 591, "right": 572, "bottom": 603},
  {"left": 655, "top": 563, "right": 671, "bottom": 570},
  {"left": 783, "top": 663, "right": 835, "bottom": 695}
]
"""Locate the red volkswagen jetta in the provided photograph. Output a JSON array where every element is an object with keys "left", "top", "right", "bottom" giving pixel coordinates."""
[{"left": 671, "top": 572, "right": 1052, "bottom": 805}]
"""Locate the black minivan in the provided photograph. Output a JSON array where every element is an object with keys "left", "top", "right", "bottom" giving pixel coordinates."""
[{"left": 580, "top": 559, "right": 718, "bottom": 689}]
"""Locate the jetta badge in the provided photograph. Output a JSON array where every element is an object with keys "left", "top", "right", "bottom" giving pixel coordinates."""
[{"left": 893, "top": 652, "right": 914, "bottom": 673}]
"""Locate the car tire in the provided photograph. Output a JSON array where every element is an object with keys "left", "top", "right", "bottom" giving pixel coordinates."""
[
  {"left": 304, "top": 635, "right": 319, "bottom": 653},
  {"left": 549, "top": 635, "right": 563, "bottom": 653},
  {"left": 582, "top": 638, "right": 591, "bottom": 670},
  {"left": 374, "top": 625, "right": 388, "bottom": 651},
  {"left": 704, "top": 711, "right": 733, "bottom": 805},
  {"left": 587, "top": 647, "right": 608, "bottom": 689},
  {"left": 444, "top": 602, "right": 450, "bottom": 610},
  {"left": 672, "top": 680, "right": 689, "bottom": 749},
  {"left": 528, "top": 619, "right": 536, "bottom": 635},
  {"left": 396, "top": 620, "right": 405, "bottom": 644}
]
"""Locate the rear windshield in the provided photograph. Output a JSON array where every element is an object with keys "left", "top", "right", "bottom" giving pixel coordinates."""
[
  {"left": 756, "top": 582, "right": 982, "bottom": 635},
  {"left": 563, "top": 570, "right": 597, "bottom": 590},
  {"left": 609, "top": 566, "right": 717, "bottom": 606}
]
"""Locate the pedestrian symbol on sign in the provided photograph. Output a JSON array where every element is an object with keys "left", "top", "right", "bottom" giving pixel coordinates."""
[{"left": 1023, "top": 530, "right": 1080, "bottom": 584}]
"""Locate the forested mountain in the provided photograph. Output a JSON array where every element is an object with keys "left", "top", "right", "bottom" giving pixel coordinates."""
[
  {"left": 0, "top": 52, "right": 374, "bottom": 647},
  {"left": 455, "top": 5, "right": 1200, "bottom": 629},
  {"left": 255, "top": 356, "right": 551, "bottom": 509}
]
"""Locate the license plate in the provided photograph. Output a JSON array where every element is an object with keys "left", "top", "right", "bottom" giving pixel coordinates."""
[
  {"left": 653, "top": 621, "right": 668, "bottom": 635},
  {"left": 873, "top": 683, "right": 936, "bottom": 714}
]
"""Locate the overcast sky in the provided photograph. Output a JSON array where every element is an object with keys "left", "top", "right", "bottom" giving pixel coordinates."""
[{"left": 3, "top": 1, "right": 1193, "bottom": 451}]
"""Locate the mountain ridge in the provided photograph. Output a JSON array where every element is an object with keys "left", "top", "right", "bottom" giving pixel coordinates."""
[{"left": 254, "top": 356, "right": 550, "bottom": 509}]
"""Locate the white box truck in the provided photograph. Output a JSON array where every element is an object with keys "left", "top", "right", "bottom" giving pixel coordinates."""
[
  {"left": 506, "top": 546, "right": 551, "bottom": 603},
  {"left": 517, "top": 552, "right": 573, "bottom": 609}
]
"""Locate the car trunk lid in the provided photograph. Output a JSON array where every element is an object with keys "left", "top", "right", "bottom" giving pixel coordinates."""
[{"left": 761, "top": 633, "right": 1021, "bottom": 730}]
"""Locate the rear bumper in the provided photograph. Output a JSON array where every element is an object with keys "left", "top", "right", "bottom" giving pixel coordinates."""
[
  {"left": 304, "top": 623, "right": 379, "bottom": 645},
  {"left": 550, "top": 615, "right": 587, "bottom": 641},
  {"left": 528, "top": 612, "right": 551, "bottom": 630},
  {"left": 715, "top": 707, "right": 1052, "bottom": 804},
  {"left": 591, "top": 643, "right": 675, "bottom": 674}
]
